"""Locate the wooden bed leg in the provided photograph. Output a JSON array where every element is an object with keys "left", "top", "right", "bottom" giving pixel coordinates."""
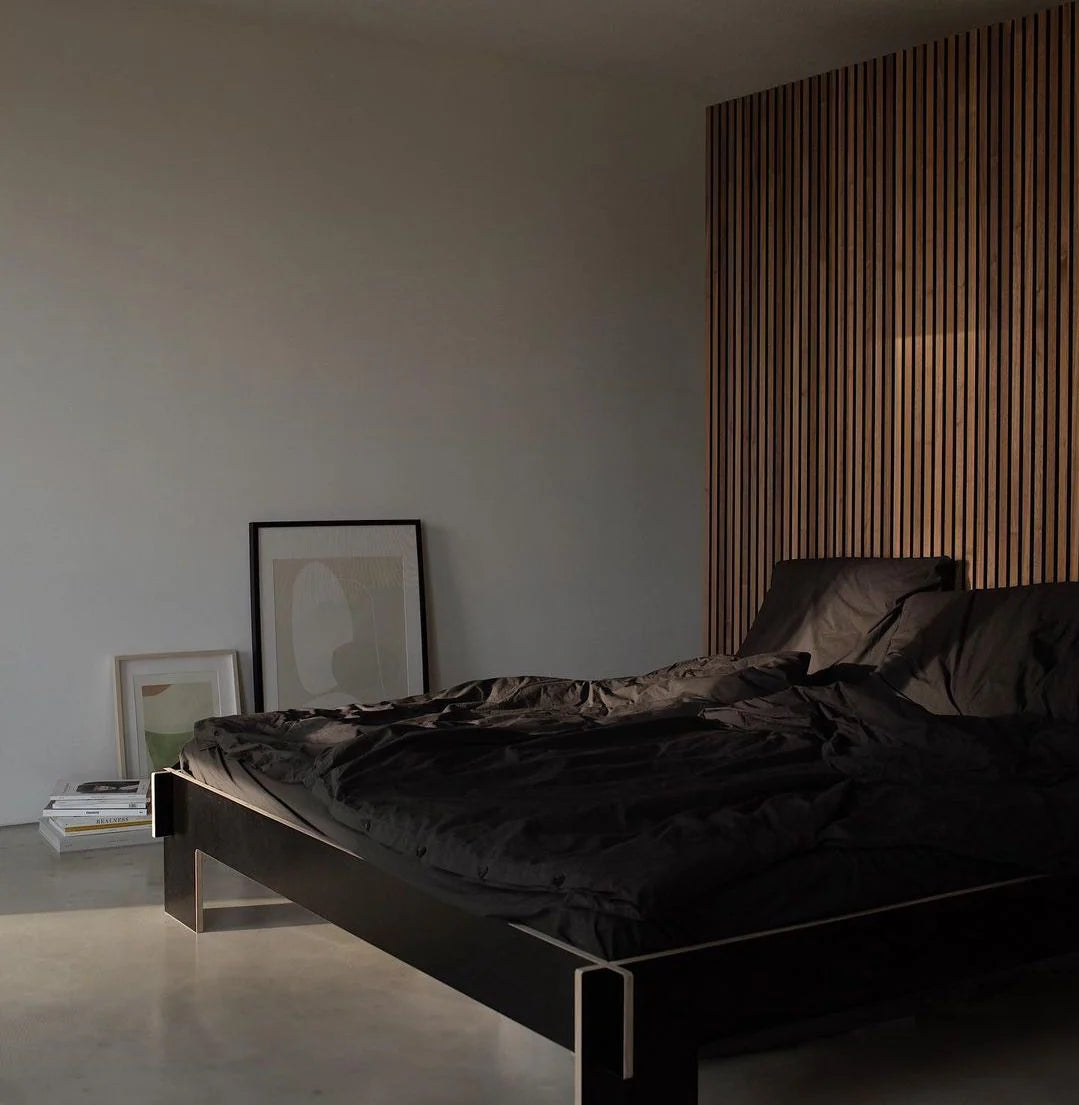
[
  {"left": 163, "top": 836, "right": 204, "bottom": 933},
  {"left": 575, "top": 966, "right": 697, "bottom": 1104},
  {"left": 158, "top": 769, "right": 205, "bottom": 934}
]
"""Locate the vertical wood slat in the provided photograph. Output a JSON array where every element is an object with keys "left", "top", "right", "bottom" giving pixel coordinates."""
[{"left": 707, "top": 1, "right": 1079, "bottom": 655}]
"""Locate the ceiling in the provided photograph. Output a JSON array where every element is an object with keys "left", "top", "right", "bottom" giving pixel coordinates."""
[{"left": 162, "top": 0, "right": 1055, "bottom": 100}]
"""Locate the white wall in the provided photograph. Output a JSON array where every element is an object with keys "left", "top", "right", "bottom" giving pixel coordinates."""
[{"left": 0, "top": 0, "right": 704, "bottom": 825}]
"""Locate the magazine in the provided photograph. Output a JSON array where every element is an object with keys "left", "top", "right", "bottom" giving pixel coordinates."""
[
  {"left": 48, "top": 779, "right": 150, "bottom": 806},
  {"left": 41, "top": 809, "right": 152, "bottom": 829}
]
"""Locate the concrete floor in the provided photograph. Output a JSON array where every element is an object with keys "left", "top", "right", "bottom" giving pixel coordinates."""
[{"left": 2, "top": 824, "right": 1079, "bottom": 1105}]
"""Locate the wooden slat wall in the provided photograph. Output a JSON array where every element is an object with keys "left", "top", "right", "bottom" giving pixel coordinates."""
[{"left": 707, "top": 1, "right": 1079, "bottom": 655}]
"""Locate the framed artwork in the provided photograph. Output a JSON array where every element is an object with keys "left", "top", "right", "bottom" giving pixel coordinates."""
[
  {"left": 250, "top": 520, "right": 429, "bottom": 712},
  {"left": 114, "top": 651, "right": 242, "bottom": 777}
]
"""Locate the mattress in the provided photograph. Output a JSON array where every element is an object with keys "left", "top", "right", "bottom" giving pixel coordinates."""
[{"left": 178, "top": 653, "right": 1076, "bottom": 960}]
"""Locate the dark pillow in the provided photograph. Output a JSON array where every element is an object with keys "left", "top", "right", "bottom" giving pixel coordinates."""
[
  {"left": 737, "top": 556, "right": 956, "bottom": 673},
  {"left": 876, "top": 583, "right": 1079, "bottom": 719}
]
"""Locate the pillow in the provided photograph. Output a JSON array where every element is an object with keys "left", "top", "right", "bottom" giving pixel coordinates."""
[
  {"left": 737, "top": 556, "right": 956, "bottom": 674},
  {"left": 876, "top": 583, "right": 1079, "bottom": 720}
]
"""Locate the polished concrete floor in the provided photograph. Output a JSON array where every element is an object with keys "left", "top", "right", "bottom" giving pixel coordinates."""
[{"left": 3, "top": 822, "right": 1079, "bottom": 1104}]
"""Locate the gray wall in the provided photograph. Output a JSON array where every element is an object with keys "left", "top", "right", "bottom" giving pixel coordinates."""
[{"left": 0, "top": 0, "right": 704, "bottom": 825}]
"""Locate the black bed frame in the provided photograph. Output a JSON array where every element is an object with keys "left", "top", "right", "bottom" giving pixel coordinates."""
[{"left": 154, "top": 769, "right": 1079, "bottom": 1104}]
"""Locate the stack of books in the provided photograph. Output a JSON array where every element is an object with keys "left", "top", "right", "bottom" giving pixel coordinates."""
[{"left": 39, "top": 779, "right": 154, "bottom": 852}]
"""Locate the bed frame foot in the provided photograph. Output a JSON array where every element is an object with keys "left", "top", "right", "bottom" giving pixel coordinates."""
[
  {"left": 158, "top": 770, "right": 205, "bottom": 933},
  {"left": 575, "top": 966, "right": 697, "bottom": 1104},
  {"left": 578, "top": 1052, "right": 697, "bottom": 1104},
  {"left": 164, "top": 837, "right": 204, "bottom": 933}
]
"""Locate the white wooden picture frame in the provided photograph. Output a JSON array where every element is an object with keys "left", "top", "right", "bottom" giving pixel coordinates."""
[{"left": 114, "top": 651, "right": 242, "bottom": 778}]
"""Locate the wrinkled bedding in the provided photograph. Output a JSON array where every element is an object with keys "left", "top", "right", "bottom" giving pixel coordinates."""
[{"left": 182, "top": 652, "right": 1079, "bottom": 958}]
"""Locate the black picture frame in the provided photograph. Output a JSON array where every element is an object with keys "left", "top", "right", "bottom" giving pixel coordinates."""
[{"left": 250, "top": 519, "right": 429, "bottom": 712}]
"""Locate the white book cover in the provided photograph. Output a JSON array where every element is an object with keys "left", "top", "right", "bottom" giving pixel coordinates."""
[{"left": 48, "top": 779, "right": 149, "bottom": 805}]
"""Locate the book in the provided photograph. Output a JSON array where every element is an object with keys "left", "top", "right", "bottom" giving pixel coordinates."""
[
  {"left": 45, "top": 813, "right": 153, "bottom": 832},
  {"left": 43, "top": 798, "right": 149, "bottom": 817},
  {"left": 48, "top": 779, "right": 149, "bottom": 806},
  {"left": 38, "top": 818, "right": 157, "bottom": 853}
]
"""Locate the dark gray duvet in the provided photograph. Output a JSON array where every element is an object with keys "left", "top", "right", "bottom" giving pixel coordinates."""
[{"left": 181, "top": 652, "right": 1079, "bottom": 959}]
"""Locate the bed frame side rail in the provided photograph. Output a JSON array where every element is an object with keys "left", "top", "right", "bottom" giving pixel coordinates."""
[{"left": 152, "top": 769, "right": 595, "bottom": 1052}]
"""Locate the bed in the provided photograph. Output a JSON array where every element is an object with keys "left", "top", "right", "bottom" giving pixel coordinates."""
[{"left": 153, "top": 558, "right": 1079, "bottom": 1104}]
